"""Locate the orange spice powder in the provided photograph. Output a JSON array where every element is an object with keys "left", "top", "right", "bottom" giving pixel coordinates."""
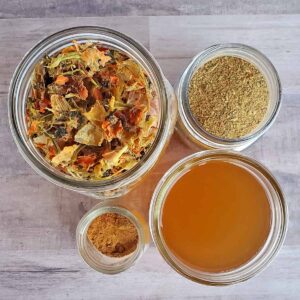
[{"left": 87, "top": 213, "right": 138, "bottom": 257}]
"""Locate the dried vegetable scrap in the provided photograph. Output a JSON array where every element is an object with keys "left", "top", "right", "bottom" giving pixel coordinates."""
[{"left": 26, "top": 41, "right": 159, "bottom": 180}]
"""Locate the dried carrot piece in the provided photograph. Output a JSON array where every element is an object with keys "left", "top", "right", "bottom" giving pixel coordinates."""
[
  {"left": 48, "top": 146, "right": 56, "bottom": 159},
  {"left": 27, "top": 120, "right": 39, "bottom": 136},
  {"left": 62, "top": 45, "right": 76, "bottom": 53},
  {"left": 113, "top": 121, "right": 123, "bottom": 136},
  {"left": 39, "top": 98, "right": 51, "bottom": 113},
  {"left": 129, "top": 108, "right": 143, "bottom": 125},
  {"left": 79, "top": 85, "right": 88, "bottom": 100},
  {"left": 55, "top": 75, "right": 69, "bottom": 86},
  {"left": 77, "top": 154, "right": 97, "bottom": 169},
  {"left": 110, "top": 76, "right": 119, "bottom": 85},
  {"left": 92, "top": 87, "right": 102, "bottom": 100}
]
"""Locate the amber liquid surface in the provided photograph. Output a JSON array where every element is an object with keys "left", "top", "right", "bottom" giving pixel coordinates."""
[{"left": 161, "top": 160, "right": 271, "bottom": 273}]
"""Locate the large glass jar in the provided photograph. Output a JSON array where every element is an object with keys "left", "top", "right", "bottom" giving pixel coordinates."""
[{"left": 8, "top": 26, "right": 177, "bottom": 199}]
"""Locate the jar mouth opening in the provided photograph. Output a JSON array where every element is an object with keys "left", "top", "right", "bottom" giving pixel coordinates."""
[
  {"left": 8, "top": 26, "right": 168, "bottom": 190},
  {"left": 76, "top": 204, "right": 145, "bottom": 274},
  {"left": 177, "top": 43, "right": 282, "bottom": 146},
  {"left": 149, "top": 150, "right": 288, "bottom": 285}
]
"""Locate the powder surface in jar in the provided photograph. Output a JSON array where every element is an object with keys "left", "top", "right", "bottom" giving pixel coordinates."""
[
  {"left": 161, "top": 160, "right": 271, "bottom": 273},
  {"left": 188, "top": 56, "right": 269, "bottom": 139},
  {"left": 87, "top": 212, "right": 138, "bottom": 257}
]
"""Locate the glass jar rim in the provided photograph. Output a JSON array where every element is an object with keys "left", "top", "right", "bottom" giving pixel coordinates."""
[
  {"left": 177, "top": 43, "right": 282, "bottom": 149},
  {"left": 8, "top": 26, "right": 170, "bottom": 191},
  {"left": 149, "top": 150, "right": 288, "bottom": 285},
  {"left": 76, "top": 202, "right": 146, "bottom": 274}
]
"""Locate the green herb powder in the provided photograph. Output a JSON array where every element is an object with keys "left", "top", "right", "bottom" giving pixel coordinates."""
[{"left": 188, "top": 56, "right": 269, "bottom": 139}]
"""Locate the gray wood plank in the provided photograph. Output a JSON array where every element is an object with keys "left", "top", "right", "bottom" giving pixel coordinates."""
[
  {"left": 150, "top": 15, "right": 300, "bottom": 94},
  {"left": 245, "top": 94, "right": 300, "bottom": 247},
  {"left": 1, "top": 0, "right": 300, "bottom": 18},
  {"left": 0, "top": 174, "right": 97, "bottom": 250},
  {"left": 0, "top": 246, "right": 299, "bottom": 299}
]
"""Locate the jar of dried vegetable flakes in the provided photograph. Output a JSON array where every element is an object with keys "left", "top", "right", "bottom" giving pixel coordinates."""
[
  {"left": 176, "top": 43, "right": 281, "bottom": 151},
  {"left": 8, "top": 27, "right": 177, "bottom": 199}
]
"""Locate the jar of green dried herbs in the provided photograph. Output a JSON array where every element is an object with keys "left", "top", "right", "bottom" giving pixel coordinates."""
[{"left": 176, "top": 43, "right": 281, "bottom": 151}]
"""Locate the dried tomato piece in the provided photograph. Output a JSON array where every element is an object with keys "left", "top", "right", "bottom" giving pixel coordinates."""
[
  {"left": 77, "top": 154, "right": 97, "bottom": 170},
  {"left": 129, "top": 108, "right": 143, "bottom": 125}
]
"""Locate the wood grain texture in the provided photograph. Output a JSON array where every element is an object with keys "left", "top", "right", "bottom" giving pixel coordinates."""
[
  {"left": 151, "top": 15, "right": 300, "bottom": 94},
  {"left": 0, "top": 15, "right": 300, "bottom": 299},
  {"left": 0, "top": 247, "right": 299, "bottom": 300},
  {"left": 1, "top": 0, "right": 300, "bottom": 18}
]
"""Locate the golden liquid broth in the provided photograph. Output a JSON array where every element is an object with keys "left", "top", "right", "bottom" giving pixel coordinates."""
[{"left": 161, "top": 160, "right": 271, "bottom": 273}]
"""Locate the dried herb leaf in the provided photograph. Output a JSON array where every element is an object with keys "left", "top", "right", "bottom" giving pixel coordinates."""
[{"left": 188, "top": 56, "right": 269, "bottom": 139}]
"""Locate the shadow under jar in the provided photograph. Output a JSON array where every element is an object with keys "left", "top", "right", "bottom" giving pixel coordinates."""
[
  {"left": 8, "top": 26, "right": 177, "bottom": 199},
  {"left": 176, "top": 44, "right": 281, "bottom": 151},
  {"left": 150, "top": 150, "right": 288, "bottom": 286}
]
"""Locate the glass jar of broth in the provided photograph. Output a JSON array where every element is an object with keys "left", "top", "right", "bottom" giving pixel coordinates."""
[{"left": 150, "top": 150, "right": 288, "bottom": 285}]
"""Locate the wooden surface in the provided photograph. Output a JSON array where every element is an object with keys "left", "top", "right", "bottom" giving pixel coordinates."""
[
  {"left": 1, "top": 0, "right": 300, "bottom": 18},
  {"left": 0, "top": 13, "right": 300, "bottom": 299}
]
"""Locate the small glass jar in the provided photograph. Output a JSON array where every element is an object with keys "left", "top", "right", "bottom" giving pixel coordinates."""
[
  {"left": 76, "top": 200, "right": 149, "bottom": 274},
  {"left": 150, "top": 150, "right": 288, "bottom": 285},
  {"left": 176, "top": 43, "right": 281, "bottom": 151},
  {"left": 8, "top": 26, "right": 177, "bottom": 199}
]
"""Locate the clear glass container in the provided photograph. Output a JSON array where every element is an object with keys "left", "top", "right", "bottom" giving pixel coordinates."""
[
  {"left": 76, "top": 200, "right": 149, "bottom": 274},
  {"left": 150, "top": 150, "right": 288, "bottom": 285},
  {"left": 176, "top": 43, "right": 281, "bottom": 151},
  {"left": 8, "top": 26, "right": 177, "bottom": 199}
]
